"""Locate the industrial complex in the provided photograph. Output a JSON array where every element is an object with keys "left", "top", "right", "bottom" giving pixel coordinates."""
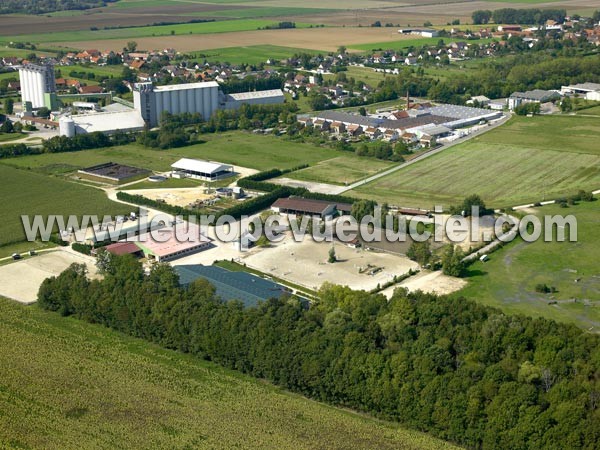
[{"left": 15, "top": 63, "right": 285, "bottom": 137}]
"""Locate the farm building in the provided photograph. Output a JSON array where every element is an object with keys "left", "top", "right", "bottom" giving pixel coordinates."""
[
  {"left": 271, "top": 197, "right": 352, "bottom": 219},
  {"left": 78, "top": 162, "right": 151, "bottom": 185},
  {"left": 175, "top": 264, "right": 292, "bottom": 308},
  {"left": 100, "top": 242, "right": 144, "bottom": 258},
  {"left": 132, "top": 223, "right": 212, "bottom": 262},
  {"left": 171, "top": 158, "right": 234, "bottom": 181}
]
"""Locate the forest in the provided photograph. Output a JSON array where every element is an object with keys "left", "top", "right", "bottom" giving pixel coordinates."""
[{"left": 38, "top": 256, "right": 600, "bottom": 450}]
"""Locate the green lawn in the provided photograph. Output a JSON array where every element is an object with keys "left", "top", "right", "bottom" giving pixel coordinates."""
[
  {"left": 0, "top": 133, "right": 25, "bottom": 143},
  {"left": 0, "top": 240, "right": 57, "bottom": 259},
  {"left": 0, "top": 19, "right": 315, "bottom": 44},
  {"left": 287, "top": 155, "right": 395, "bottom": 185},
  {"left": 0, "top": 132, "right": 349, "bottom": 174},
  {"left": 578, "top": 105, "right": 600, "bottom": 116},
  {"left": 0, "top": 165, "right": 129, "bottom": 245},
  {"left": 350, "top": 115, "right": 600, "bottom": 209},
  {"left": 191, "top": 44, "right": 323, "bottom": 65},
  {"left": 457, "top": 201, "right": 600, "bottom": 331},
  {"left": 0, "top": 298, "right": 460, "bottom": 450}
]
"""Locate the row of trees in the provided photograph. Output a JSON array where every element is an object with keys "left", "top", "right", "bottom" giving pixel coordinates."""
[
  {"left": 38, "top": 257, "right": 600, "bottom": 449},
  {"left": 472, "top": 8, "right": 567, "bottom": 25}
]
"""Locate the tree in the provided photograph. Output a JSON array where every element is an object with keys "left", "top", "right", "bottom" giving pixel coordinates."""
[
  {"left": 406, "top": 240, "right": 432, "bottom": 267},
  {"left": 328, "top": 246, "right": 337, "bottom": 263},
  {"left": 36, "top": 107, "right": 50, "bottom": 118},
  {"left": 472, "top": 10, "right": 492, "bottom": 25},
  {"left": 351, "top": 199, "right": 377, "bottom": 221},
  {"left": 441, "top": 245, "right": 465, "bottom": 277},
  {"left": 4, "top": 98, "right": 14, "bottom": 115},
  {"left": 337, "top": 46, "right": 347, "bottom": 55},
  {"left": 452, "top": 194, "right": 489, "bottom": 217},
  {"left": 358, "top": 106, "right": 367, "bottom": 116},
  {"left": 0, "top": 119, "right": 14, "bottom": 133},
  {"left": 126, "top": 41, "right": 138, "bottom": 53},
  {"left": 560, "top": 96, "right": 572, "bottom": 112}
]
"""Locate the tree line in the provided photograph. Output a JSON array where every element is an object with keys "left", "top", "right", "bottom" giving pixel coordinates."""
[
  {"left": 38, "top": 257, "right": 600, "bottom": 450},
  {"left": 472, "top": 8, "right": 567, "bottom": 25}
]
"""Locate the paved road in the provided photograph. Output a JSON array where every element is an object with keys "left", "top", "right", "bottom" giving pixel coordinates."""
[{"left": 336, "top": 114, "right": 511, "bottom": 195}]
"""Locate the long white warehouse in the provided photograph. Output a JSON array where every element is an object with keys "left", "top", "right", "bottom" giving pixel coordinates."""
[{"left": 134, "top": 81, "right": 220, "bottom": 127}]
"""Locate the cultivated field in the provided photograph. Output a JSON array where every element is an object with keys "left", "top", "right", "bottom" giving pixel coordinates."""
[
  {"left": 0, "top": 165, "right": 129, "bottom": 245},
  {"left": 191, "top": 44, "right": 320, "bottom": 65},
  {"left": 0, "top": 297, "right": 461, "bottom": 450},
  {"left": 458, "top": 201, "right": 600, "bottom": 331},
  {"left": 46, "top": 27, "right": 430, "bottom": 53},
  {"left": 350, "top": 115, "right": 600, "bottom": 209}
]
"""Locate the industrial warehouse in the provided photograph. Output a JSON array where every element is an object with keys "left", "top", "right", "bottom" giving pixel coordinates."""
[{"left": 15, "top": 63, "right": 285, "bottom": 137}]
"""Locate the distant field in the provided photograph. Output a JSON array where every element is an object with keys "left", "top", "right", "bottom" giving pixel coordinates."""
[
  {"left": 191, "top": 44, "right": 321, "bottom": 65},
  {"left": 458, "top": 201, "right": 600, "bottom": 331},
  {"left": 350, "top": 115, "right": 600, "bottom": 209},
  {"left": 197, "top": 6, "right": 341, "bottom": 19},
  {"left": 288, "top": 156, "right": 395, "bottom": 185},
  {"left": 0, "top": 132, "right": 347, "bottom": 174},
  {"left": 0, "top": 165, "right": 129, "bottom": 245},
  {"left": 0, "top": 19, "right": 314, "bottom": 44},
  {"left": 0, "top": 298, "right": 460, "bottom": 450}
]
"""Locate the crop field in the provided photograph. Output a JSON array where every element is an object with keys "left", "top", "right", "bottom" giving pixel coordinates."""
[
  {"left": 0, "top": 132, "right": 354, "bottom": 174},
  {"left": 0, "top": 298, "right": 460, "bottom": 450},
  {"left": 350, "top": 115, "right": 600, "bottom": 209},
  {"left": 287, "top": 156, "right": 395, "bottom": 185},
  {"left": 44, "top": 27, "right": 428, "bottom": 53},
  {"left": 0, "top": 165, "right": 129, "bottom": 245},
  {"left": 191, "top": 44, "right": 320, "bottom": 65},
  {"left": 458, "top": 201, "right": 600, "bottom": 331},
  {"left": 0, "top": 19, "right": 315, "bottom": 45}
]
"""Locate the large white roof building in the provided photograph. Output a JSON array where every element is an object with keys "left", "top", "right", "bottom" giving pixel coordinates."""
[{"left": 171, "top": 158, "right": 234, "bottom": 181}]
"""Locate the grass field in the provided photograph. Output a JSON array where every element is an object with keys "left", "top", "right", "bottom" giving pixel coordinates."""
[
  {"left": 191, "top": 44, "right": 321, "bottom": 65},
  {"left": 288, "top": 155, "right": 395, "bottom": 185},
  {"left": 0, "top": 133, "right": 25, "bottom": 143},
  {"left": 579, "top": 105, "right": 600, "bottom": 116},
  {"left": 0, "top": 298, "right": 460, "bottom": 450},
  {"left": 458, "top": 201, "right": 600, "bottom": 331},
  {"left": 0, "top": 132, "right": 350, "bottom": 174},
  {"left": 0, "top": 165, "right": 129, "bottom": 245},
  {"left": 350, "top": 115, "right": 600, "bottom": 209},
  {"left": 0, "top": 19, "right": 314, "bottom": 44},
  {"left": 197, "top": 6, "right": 341, "bottom": 19}
]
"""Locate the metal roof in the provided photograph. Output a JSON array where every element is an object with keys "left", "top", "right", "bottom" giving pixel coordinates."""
[
  {"left": 171, "top": 158, "right": 233, "bottom": 174},
  {"left": 227, "top": 89, "right": 284, "bottom": 100},
  {"left": 175, "top": 264, "right": 290, "bottom": 307},
  {"left": 71, "top": 110, "right": 146, "bottom": 133},
  {"left": 154, "top": 81, "right": 219, "bottom": 92},
  {"left": 510, "top": 89, "right": 560, "bottom": 101},
  {"left": 272, "top": 197, "right": 352, "bottom": 214},
  {"left": 563, "top": 82, "right": 600, "bottom": 92}
]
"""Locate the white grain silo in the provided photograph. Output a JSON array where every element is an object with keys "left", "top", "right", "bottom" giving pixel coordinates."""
[
  {"left": 18, "top": 63, "right": 56, "bottom": 109},
  {"left": 59, "top": 116, "right": 76, "bottom": 138}
]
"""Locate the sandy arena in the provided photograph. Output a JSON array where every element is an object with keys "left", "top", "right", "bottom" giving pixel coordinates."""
[
  {"left": 241, "top": 235, "right": 418, "bottom": 292},
  {"left": 0, "top": 249, "right": 99, "bottom": 304}
]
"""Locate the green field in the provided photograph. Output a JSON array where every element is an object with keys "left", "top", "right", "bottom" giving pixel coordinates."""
[
  {"left": 0, "top": 298, "right": 460, "bottom": 450},
  {"left": 197, "top": 6, "right": 339, "bottom": 19},
  {"left": 191, "top": 44, "right": 322, "bottom": 65},
  {"left": 287, "top": 155, "right": 395, "bottom": 185},
  {"left": 0, "top": 165, "right": 129, "bottom": 245},
  {"left": 0, "top": 19, "right": 314, "bottom": 44},
  {"left": 0, "top": 132, "right": 369, "bottom": 174},
  {"left": 579, "top": 105, "right": 600, "bottom": 116},
  {"left": 458, "top": 201, "right": 600, "bottom": 331},
  {"left": 351, "top": 115, "right": 600, "bottom": 209},
  {"left": 0, "top": 133, "right": 25, "bottom": 143}
]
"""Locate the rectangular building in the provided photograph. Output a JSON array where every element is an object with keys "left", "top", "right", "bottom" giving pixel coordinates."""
[
  {"left": 133, "top": 81, "right": 220, "bottom": 127},
  {"left": 18, "top": 63, "right": 56, "bottom": 109}
]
